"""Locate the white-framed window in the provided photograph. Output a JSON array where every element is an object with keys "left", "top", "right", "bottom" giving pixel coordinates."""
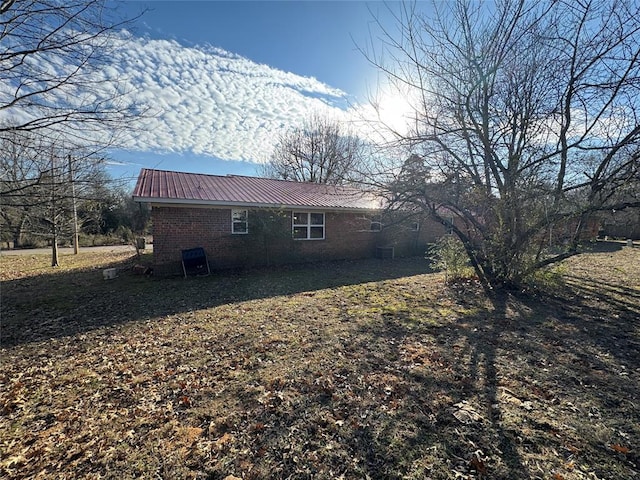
[
  {"left": 370, "top": 214, "right": 382, "bottom": 232},
  {"left": 232, "top": 209, "right": 248, "bottom": 234},
  {"left": 410, "top": 221, "right": 420, "bottom": 232},
  {"left": 292, "top": 211, "right": 325, "bottom": 240}
]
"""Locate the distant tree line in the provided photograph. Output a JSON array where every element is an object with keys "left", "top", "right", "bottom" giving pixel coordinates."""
[
  {"left": 0, "top": 131, "right": 149, "bottom": 253},
  {"left": 1, "top": 0, "right": 143, "bottom": 265}
]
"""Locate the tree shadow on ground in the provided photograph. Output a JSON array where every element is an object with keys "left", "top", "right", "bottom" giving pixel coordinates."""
[
  {"left": 3, "top": 250, "right": 639, "bottom": 479},
  {"left": 584, "top": 240, "right": 625, "bottom": 253},
  {"left": 1, "top": 255, "right": 432, "bottom": 348},
  {"left": 332, "top": 281, "right": 639, "bottom": 479},
  {"left": 332, "top": 292, "right": 535, "bottom": 478}
]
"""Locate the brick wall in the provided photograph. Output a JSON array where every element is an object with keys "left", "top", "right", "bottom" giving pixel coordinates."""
[
  {"left": 151, "top": 205, "right": 456, "bottom": 274},
  {"left": 152, "top": 206, "right": 227, "bottom": 268},
  {"left": 378, "top": 214, "right": 450, "bottom": 257},
  {"left": 151, "top": 206, "right": 393, "bottom": 274}
]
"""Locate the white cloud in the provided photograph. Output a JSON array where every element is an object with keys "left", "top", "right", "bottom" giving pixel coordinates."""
[
  {"left": 99, "top": 33, "right": 354, "bottom": 162},
  {"left": 0, "top": 28, "right": 412, "bottom": 164}
]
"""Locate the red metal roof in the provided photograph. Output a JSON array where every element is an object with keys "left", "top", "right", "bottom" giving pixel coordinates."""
[{"left": 132, "top": 169, "right": 382, "bottom": 211}]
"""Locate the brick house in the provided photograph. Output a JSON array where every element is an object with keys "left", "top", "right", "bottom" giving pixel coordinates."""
[{"left": 132, "top": 169, "right": 451, "bottom": 274}]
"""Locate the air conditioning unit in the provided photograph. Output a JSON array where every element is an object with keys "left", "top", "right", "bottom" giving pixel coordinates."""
[{"left": 376, "top": 246, "right": 395, "bottom": 259}]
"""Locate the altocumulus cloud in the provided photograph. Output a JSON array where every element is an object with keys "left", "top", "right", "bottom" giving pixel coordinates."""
[{"left": 101, "top": 32, "right": 353, "bottom": 162}]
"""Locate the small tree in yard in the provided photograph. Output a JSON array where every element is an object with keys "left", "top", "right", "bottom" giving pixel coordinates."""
[
  {"left": 245, "top": 209, "right": 293, "bottom": 266},
  {"left": 369, "top": 0, "right": 640, "bottom": 291},
  {"left": 428, "top": 235, "right": 469, "bottom": 283}
]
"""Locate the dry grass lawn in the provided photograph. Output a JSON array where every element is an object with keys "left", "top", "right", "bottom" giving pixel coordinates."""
[{"left": 1, "top": 244, "right": 639, "bottom": 479}]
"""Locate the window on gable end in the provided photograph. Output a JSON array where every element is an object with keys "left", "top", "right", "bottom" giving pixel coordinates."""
[{"left": 370, "top": 214, "right": 382, "bottom": 232}]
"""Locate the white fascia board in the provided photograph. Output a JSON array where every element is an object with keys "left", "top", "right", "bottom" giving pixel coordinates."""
[{"left": 133, "top": 196, "right": 380, "bottom": 213}]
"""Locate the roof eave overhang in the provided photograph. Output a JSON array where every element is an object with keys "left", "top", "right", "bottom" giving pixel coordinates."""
[{"left": 132, "top": 196, "right": 381, "bottom": 213}]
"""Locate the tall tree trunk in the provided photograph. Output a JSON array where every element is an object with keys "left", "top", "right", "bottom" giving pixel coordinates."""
[
  {"left": 69, "top": 155, "right": 79, "bottom": 254},
  {"left": 51, "top": 157, "right": 59, "bottom": 267},
  {"left": 51, "top": 230, "right": 59, "bottom": 267},
  {"left": 12, "top": 213, "right": 28, "bottom": 248}
]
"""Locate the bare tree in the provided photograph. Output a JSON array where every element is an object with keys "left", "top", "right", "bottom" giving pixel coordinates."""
[
  {"left": 0, "top": 131, "right": 111, "bottom": 264},
  {"left": 1, "top": 0, "right": 144, "bottom": 264},
  {"left": 263, "top": 114, "right": 367, "bottom": 185},
  {"left": 368, "top": 0, "right": 640, "bottom": 290},
  {"left": 0, "top": 0, "right": 141, "bottom": 145}
]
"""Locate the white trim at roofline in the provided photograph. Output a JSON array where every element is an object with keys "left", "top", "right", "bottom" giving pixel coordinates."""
[{"left": 133, "top": 196, "right": 380, "bottom": 213}]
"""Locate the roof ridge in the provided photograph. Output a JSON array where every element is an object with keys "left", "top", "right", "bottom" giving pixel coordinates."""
[{"left": 141, "top": 168, "right": 365, "bottom": 190}]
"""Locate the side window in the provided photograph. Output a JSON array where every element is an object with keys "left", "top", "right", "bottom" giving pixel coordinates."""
[
  {"left": 293, "top": 211, "right": 325, "bottom": 240},
  {"left": 410, "top": 221, "right": 420, "bottom": 232},
  {"left": 232, "top": 209, "right": 248, "bottom": 234},
  {"left": 370, "top": 214, "right": 382, "bottom": 232}
]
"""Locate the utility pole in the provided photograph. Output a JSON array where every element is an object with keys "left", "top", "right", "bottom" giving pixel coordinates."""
[
  {"left": 51, "top": 154, "right": 59, "bottom": 267},
  {"left": 69, "top": 154, "right": 79, "bottom": 254}
]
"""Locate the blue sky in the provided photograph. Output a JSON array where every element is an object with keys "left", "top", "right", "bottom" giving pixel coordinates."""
[
  {"left": 101, "top": 1, "right": 420, "bottom": 185},
  {"left": 127, "top": 1, "right": 380, "bottom": 96}
]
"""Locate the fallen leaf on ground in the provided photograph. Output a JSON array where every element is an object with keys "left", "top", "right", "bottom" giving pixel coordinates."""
[
  {"left": 216, "top": 433, "right": 234, "bottom": 449},
  {"left": 469, "top": 453, "right": 487, "bottom": 474},
  {"left": 610, "top": 444, "right": 630, "bottom": 454},
  {"left": 452, "top": 401, "right": 483, "bottom": 424}
]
